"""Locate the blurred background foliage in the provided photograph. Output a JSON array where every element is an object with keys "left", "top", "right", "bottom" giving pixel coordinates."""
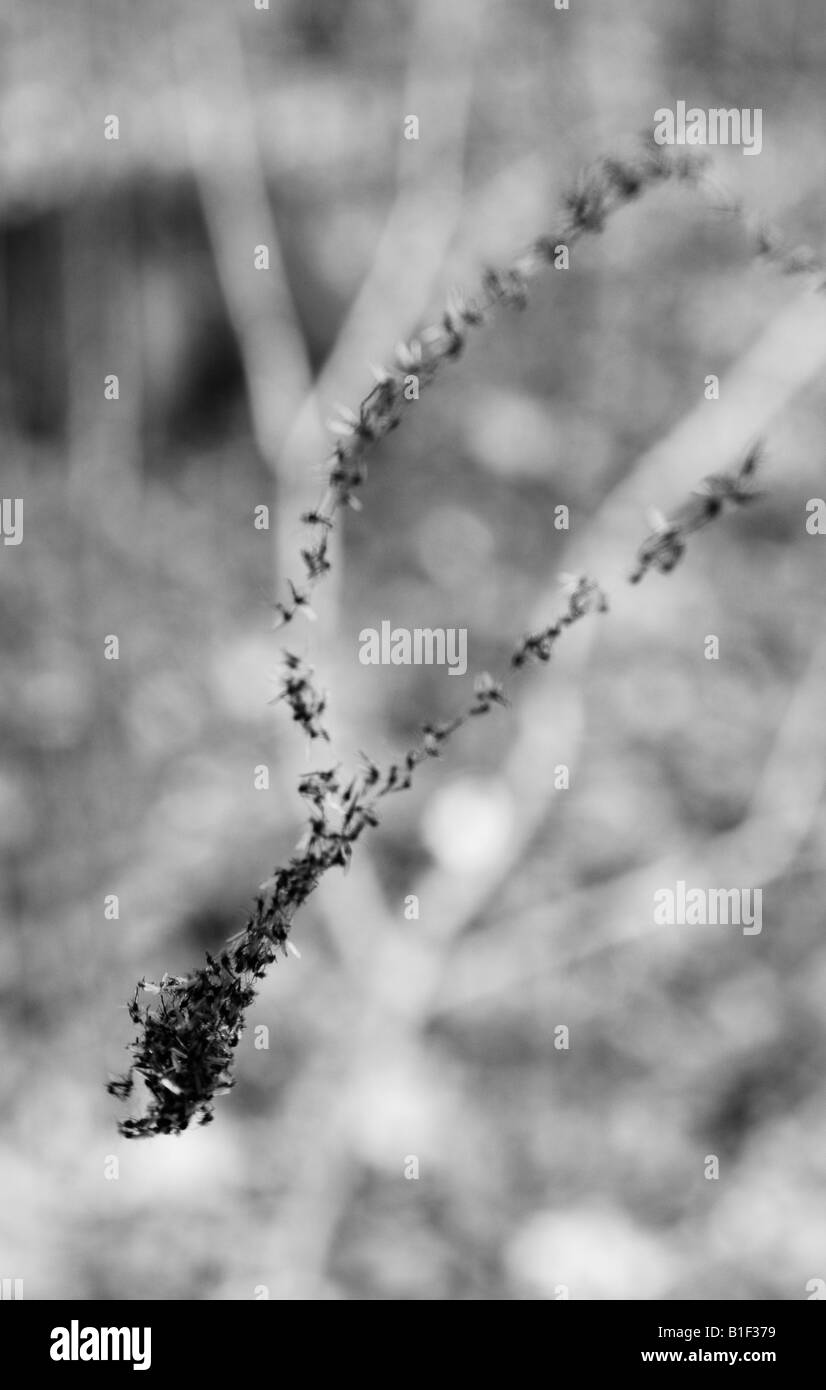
[{"left": 1, "top": 0, "right": 826, "bottom": 1299}]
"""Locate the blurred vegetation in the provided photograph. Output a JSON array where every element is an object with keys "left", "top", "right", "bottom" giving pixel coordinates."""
[{"left": 1, "top": 0, "right": 826, "bottom": 1299}]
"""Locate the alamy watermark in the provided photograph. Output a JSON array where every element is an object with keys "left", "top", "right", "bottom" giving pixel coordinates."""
[
  {"left": 654, "top": 881, "right": 762, "bottom": 935},
  {"left": 359, "top": 622, "right": 467, "bottom": 675},
  {"left": 654, "top": 102, "right": 762, "bottom": 156},
  {"left": 1, "top": 498, "right": 23, "bottom": 545},
  {"left": 50, "top": 1321, "right": 151, "bottom": 1371}
]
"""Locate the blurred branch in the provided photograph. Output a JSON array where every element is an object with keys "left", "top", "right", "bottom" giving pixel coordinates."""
[
  {"left": 171, "top": 1, "right": 316, "bottom": 486},
  {"left": 435, "top": 619, "right": 826, "bottom": 1014},
  {"left": 269, "top": 0, "right": 480, "bottom": 668}
]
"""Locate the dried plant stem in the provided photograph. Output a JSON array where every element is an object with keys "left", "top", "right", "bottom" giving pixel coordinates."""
[{"left": 110, "top": 112, "right": 817, "bottom": 1138}]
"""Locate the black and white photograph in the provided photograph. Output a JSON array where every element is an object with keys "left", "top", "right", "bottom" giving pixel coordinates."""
[{"left": 1, "top": 0, "right": 825, "bottom": 1342}]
